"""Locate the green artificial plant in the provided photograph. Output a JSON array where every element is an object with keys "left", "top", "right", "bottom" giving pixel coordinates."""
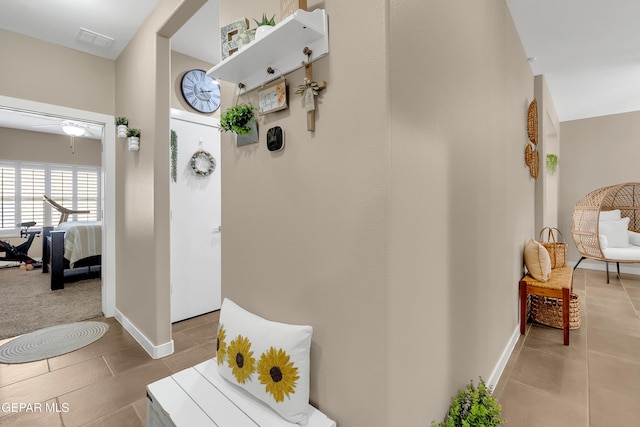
[
  {"left": 115, "top": 116, "right": 128, "bottom": 126},
  {"left": 170, "top": 129, "right": 178, "bottom": 183},
  {"left": 254, "top": 13, "right": 276, "bottom": 26},
  {"left": 432, "top": 378, "right": 504, "bottom": 427},
  {"left": 219, "top": 104, "right": 255, "bottom": 135},
  {"left": 126, "top": 127, "right": 141, "bottom": 138},
  {"left": 546, "top": 153, "right": 558, "bottom": 174}
]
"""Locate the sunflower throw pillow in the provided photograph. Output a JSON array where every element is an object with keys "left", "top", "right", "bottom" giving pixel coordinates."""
[{"left": 216, "top": 298, "right": 313, "bottom": 425}]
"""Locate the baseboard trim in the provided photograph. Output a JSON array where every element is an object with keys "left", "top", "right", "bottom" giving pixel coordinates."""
[
  {"left": 487, "top": 325, "right": 520, "bottom": 391},
  {"left": 114, "top": 308, "right": 174, "bottom": 359}
]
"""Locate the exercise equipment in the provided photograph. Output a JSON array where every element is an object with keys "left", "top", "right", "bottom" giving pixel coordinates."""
[{"left": 0, "top": 221, "right": 41, "bottom": 265}]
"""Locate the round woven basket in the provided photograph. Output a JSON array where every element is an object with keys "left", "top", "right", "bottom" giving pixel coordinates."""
[{"left": 530, "top": 293, "right": 581, "bottom": 330}]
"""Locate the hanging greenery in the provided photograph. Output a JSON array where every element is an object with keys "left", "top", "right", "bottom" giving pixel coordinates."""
[
  {"left": 170, "top": 130, "right": 178, "bottom": 183},
  {"left": 546, "top": 153, "right": 558, "bottom": 174}
]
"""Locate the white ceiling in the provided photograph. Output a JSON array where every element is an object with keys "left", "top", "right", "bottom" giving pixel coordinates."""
[
  {"left": 0, "top": 0, "right": 219, "bottom": 138},
  {"left": 0, "top": 0, "right": 637, "bottom": 130},
  {"left": 507, "top": 0, "right": 640, "bottom": 122}
]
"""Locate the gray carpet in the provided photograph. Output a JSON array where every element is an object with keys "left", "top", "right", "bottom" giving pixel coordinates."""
[
  {"left": 0, "top": 321, "right": 109, "bottom": 363},
  {"left": 0, "top": 266, "right": 102, "bottom": 340}
]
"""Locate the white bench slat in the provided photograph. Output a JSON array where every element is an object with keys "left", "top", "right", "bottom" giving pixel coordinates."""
[
  {"left": 172, "top": 367, "right": 260, "bottom": 427},
  {"left": 195, "top": 359, "right": 335, "bottom": 427},
  {"left": 146, "top": 376, "right": 217, "bottom": 427},
  {"left": 147, "top": 358, "right": 336, "bottom": 427}
]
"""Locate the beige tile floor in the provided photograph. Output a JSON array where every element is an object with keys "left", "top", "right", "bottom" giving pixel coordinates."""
[
  {"left": 0, "top": 311, "right": 220, "bottom": 426},
  {"left": 495, "top": 268, "right": 640, "bottom": 427},
  {"left": 1, "top": 268, "right": 639, "bottom": 426}
]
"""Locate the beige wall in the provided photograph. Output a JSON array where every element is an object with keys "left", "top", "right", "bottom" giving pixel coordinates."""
[
  {"left": 0, "top": 127, "right": 101, "bottom": 166},
  {"left": 0, "top": 29, "right": 114, "bottom": 115},
  {"left": 220, "top": 0, "right": 534, "bottom": 425},
  {"left": 559, "top": 111, "right": 640, "bottom": 264},
  {"left": 388, "top": 1, "right": 534, "bottom": 423},
  {"left": 114, "top": 0, "right": 206, "bottom": 348}
]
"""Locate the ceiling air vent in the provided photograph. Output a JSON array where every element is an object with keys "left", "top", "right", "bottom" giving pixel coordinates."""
[{"left": 76, "top": 27, "right": 114, "bottom": 49}]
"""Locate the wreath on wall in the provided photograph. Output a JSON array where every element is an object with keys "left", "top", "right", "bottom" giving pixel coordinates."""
[{"left": 190, "top": 150, "right": 216, "bottom": 176}]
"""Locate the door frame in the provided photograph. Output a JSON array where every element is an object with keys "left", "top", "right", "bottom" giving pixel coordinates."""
[{"left": 0, "top": 95, "right": 116, "bottom": 317}]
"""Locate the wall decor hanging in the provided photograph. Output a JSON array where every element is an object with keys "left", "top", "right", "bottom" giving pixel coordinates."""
[
  {"left": 170, "top": 130, "right": 178, "bottom": 183},
  {"left": 220, "top": 84, "right": 259, "bottom": 147},
  {"left": 527, "top": 99, "right": 538, "bottom": 145},
  {"left": 258, "top": 77, "right": 288, "bottom": 115},
  {"left": 126, "top": 127, "right": 140, "bottom": 151},
  {"left": 525, "top": 144, "right": 539, "bottom": 179},
  {"left": 190, "top": 150, "right": 216, "bottom": 177},
  {"left": 295, "top": 47, "right": 327, "bottom": 132},
  {"left": 115, "top": 116, "right": 128, "bottom": 138},
  {"left": 546, "top": 153, "right": 558, "bottom": 174}
]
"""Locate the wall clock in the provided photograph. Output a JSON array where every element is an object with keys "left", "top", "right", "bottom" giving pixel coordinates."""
[{"left": 181, "top": 69, "right": 221, "bottom": 113}]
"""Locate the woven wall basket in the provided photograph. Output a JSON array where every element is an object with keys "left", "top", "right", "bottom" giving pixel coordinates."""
[{"left": 530, "top": 293, "right": 581, "bottom": 330}]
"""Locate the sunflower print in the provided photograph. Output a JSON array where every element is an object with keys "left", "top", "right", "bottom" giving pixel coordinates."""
[
  {"left": 258, "top": 347, "right": 299, "bottom": 402},
  {"left": 227, "top": 335, "right": 256, "bottom": 383},
  {"left": 216, "top": 325, "right": 227, "bottom": 365}
]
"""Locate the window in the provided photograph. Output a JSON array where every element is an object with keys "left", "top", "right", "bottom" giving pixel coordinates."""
[{"left": 0, "top": 161, "right": 101, "bottom": 235}]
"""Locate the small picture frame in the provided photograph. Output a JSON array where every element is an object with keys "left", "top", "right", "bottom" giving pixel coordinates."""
[
  {"left": 258, "top": 79, "right": 288, "bottom": 115},
  {"left": 220, "top": 18, "right": 250, "bottom": 60}
]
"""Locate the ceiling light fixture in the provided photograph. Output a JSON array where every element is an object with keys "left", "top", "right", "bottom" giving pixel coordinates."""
[{"left": 61, "top": 123, "right": 85, "bottom": 137}]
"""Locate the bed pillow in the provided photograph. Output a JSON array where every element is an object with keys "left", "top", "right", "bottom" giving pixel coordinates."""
[
  {"left": 599, "top": 209, "right": 621, "bottom": 221},
  {"left": 524, "top": 239, "right": 551, "bottom": 282},
  {"left": 216, "top": 298, "right": 313, "bottom": 425},
  {"left": 599, "top": 217, "right": 631, "bottom": 248}
]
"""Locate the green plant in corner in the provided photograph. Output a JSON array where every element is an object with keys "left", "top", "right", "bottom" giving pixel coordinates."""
[
  {"left": 546, "top": 153, "right": 558, "bottom": 174},
  {"left": 126, "top": 127, "right": 141, "bottom": 138},
  {"left": 432, "top": 378, "right": 504, "bottom": 427},
  {"left": 253, "top": 13, "right": 276, "bottom": 27},
  {"left": 115, "top": 116, "right": 128, "bottom": 126},
  {"left": 219, "top": 103, "right": 255, "bottom": 135}
]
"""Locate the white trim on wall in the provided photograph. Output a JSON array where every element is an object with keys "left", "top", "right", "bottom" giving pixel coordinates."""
[
  {"left": 114, "top": 308, "right": 174, "bottom": 359},
  {"left": 0, "top": 95, "right": 116, "bottom": 317},
  {"left": 487, "top": 325, "right": 520, "bottom": 390}
]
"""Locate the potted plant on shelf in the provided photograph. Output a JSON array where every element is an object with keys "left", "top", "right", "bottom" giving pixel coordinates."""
[
  {"left": 115, "top": 116, "right": 128, "bottom": 138},
  {"left": 432, "top": 378, "right": 504, "bottom": 427},
  {"left": 126, "top": 127, "right": 141, "bottom": 151},
  {"left": 253, "top": 13, "right": 276, "bottom": 40}
]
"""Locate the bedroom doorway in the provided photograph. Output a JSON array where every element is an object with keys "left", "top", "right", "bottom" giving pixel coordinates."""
[{"left": 0, "top": 95, "right": 116, "bottom": 319}]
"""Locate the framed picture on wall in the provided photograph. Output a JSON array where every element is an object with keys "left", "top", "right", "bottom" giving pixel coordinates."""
[{"left": 258, "top": 79, "right": 288, "bottom": 115}]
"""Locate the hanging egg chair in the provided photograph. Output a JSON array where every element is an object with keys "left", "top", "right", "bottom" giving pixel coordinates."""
[{"left": 572, "top": 182, "right": 640, "bottom": 282}]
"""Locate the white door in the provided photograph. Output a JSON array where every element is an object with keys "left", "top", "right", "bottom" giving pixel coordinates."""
[{"left": 170, "top": 109, "right": 221, "bottom": 322}]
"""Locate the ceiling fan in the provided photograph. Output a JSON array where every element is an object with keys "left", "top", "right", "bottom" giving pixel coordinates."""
[{"left": 31, "top": 118, "right": 102, "bottom": 138}]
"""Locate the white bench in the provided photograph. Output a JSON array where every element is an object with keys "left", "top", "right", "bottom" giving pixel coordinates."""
[{"left": 146, "top": 358, "right": 336, "bottom": 427}]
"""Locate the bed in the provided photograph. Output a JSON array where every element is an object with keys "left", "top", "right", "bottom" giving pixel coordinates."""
[{"left": 42, "top": 221, "right": 102, "bottom": 290}]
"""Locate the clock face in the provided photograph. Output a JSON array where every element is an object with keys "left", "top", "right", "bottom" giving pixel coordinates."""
[{"left": 181, "top": 69, "right": 221, "bottom": 113}]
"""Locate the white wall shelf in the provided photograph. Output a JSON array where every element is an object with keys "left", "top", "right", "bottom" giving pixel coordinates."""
[{"left": 207, "top": 9, "right": 329, "bottom": 93}]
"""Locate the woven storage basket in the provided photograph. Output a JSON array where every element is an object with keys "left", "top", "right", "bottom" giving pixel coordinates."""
[
  {"left": 539, "top": 227, "right": 568, "bottom": 268},
  {"left": 530, "top": 293, "right": 581, "bottom": 330}
]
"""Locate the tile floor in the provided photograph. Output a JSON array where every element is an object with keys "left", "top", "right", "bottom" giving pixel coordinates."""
[
  {"left": 495, "top": 268, "right": 640, "bottom": 426},
  {"left": 0, "top": 311, "right": 220, "bottom": 426},
  {"left": 1, "top": 268, "right": 639, "bottom": 426}
]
